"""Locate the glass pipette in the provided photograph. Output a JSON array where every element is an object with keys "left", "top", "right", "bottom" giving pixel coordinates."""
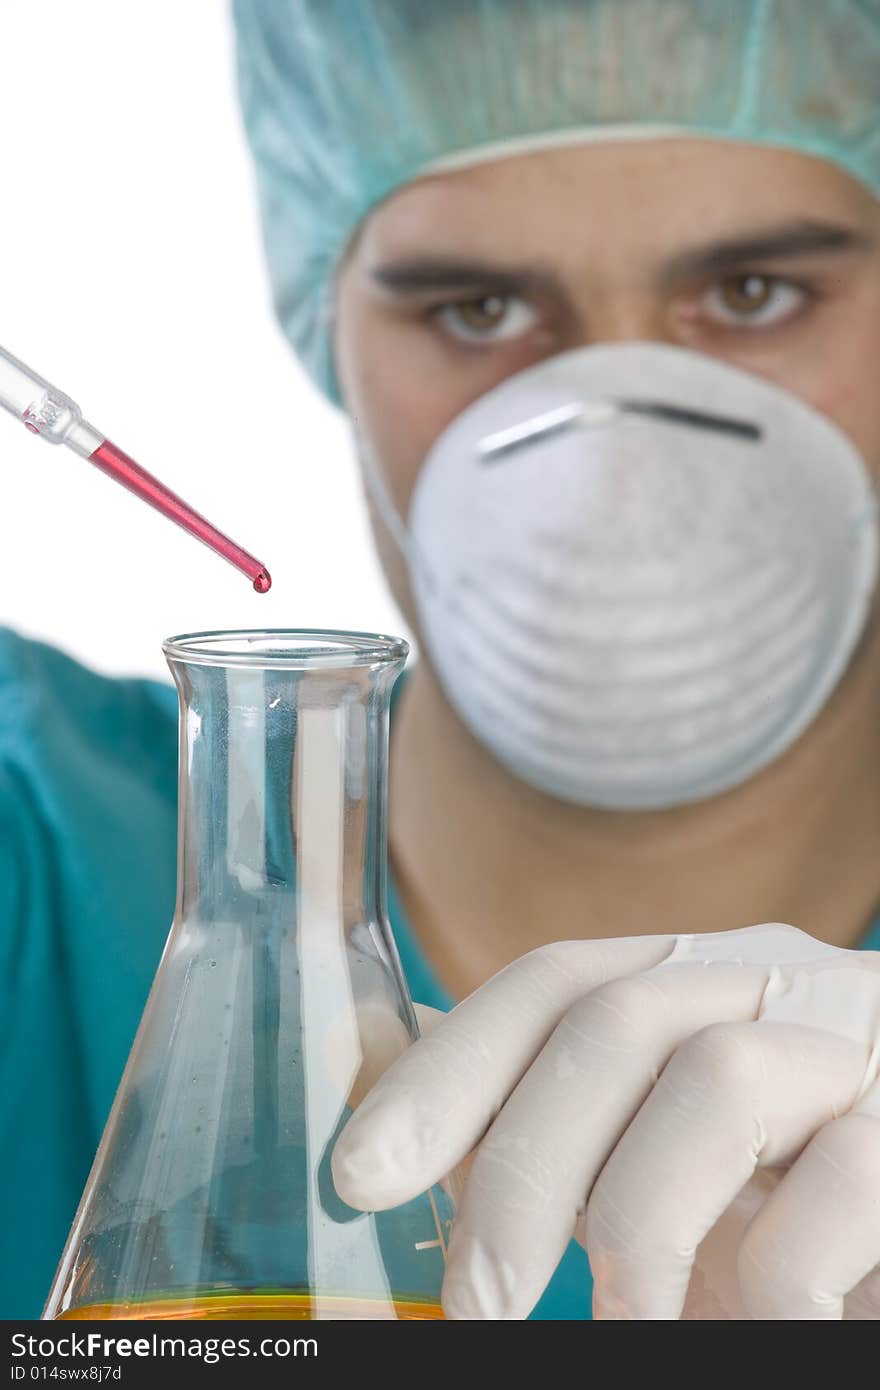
[{"left": 0, "top": 344, "right": 271, "bottom": 592}]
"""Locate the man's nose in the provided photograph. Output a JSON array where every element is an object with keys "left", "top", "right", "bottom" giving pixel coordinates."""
[{"left": 566, "top": 292, "right": 677, "bottom": 349}]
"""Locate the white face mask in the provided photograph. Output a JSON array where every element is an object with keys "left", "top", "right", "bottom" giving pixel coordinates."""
[{"left": 361, "top": 343, "right": 878, "bottom": 810}]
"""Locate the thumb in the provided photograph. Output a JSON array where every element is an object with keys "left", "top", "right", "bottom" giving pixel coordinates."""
[
  {"left": 414, "top": 1002, "right": 446, "bottom": 1037},
  {"left": 331, "top": 997, "right": 470, "bottom": 1208},
  {"left": 328, "top": 1000, "right": 451, "bottom": 1114}
]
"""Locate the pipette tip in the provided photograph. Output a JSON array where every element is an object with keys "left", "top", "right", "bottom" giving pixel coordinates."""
[{"left": 253, "top": 568, "right": 272, "bottom": 594}]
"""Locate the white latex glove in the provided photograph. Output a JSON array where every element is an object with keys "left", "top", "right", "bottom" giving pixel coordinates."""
[{"left": 332, "top": 924, "right": 880, "bottom": 1320}]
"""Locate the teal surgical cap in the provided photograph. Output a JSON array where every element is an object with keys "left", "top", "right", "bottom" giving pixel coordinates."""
[{"left": 233, "top": 0, "right": 880, "bottom": 402}]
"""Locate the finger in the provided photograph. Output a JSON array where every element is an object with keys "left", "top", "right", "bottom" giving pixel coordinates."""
[
  {"left": 339, "top": 1003, "right": 460, "bottom": 1206},
  {"left": 332, "top": 934, "right": 675, "bottom": 1210},
  {"left": 739, "top": 1078, "right": 880, "bottom": 1320},
  {"left": 413, "top": 1003, "right": 473, "bottom": 1205},
  {"left": 586, "top": 1022, "right": 868, "bottom": 1320},
  {"left": 441, "top": 962, "right": 770, "bottom": 1320},
  {"left": 685, "top": 1168, "right": 784, "bottom": 1318}
]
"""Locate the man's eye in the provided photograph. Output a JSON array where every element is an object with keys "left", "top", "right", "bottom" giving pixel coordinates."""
[
  {"left": 703, "top": 274, "right": 808, "bottom": 327},
  {"left": 433, "top": 294, "right": 537, "bottom": 342}
]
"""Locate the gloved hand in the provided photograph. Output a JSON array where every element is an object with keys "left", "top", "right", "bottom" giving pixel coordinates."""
[{"left": 332, "top": 924, "right": 880, "bottom": 1320}]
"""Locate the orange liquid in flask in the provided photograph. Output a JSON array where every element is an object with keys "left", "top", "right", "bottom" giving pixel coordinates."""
[{"left": 57, "top": 1290, "right": 445, "bottom": 1320}]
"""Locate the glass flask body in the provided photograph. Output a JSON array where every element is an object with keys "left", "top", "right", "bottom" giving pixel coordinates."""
[{"left": 44, "top": 631, "right": 452, "bottom": 1320}]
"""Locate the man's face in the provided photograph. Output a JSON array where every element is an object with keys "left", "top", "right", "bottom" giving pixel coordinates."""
[{"left": 334, "top": 140, "right": 880, "bottom": 633}]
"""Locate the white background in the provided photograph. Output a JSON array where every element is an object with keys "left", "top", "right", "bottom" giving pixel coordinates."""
[{"left": 0, "top": 0, "right": 408, "bottom": 679}]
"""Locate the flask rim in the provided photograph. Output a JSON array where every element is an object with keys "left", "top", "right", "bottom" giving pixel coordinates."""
[{"left": 162, "top": 628, "right": 409, "bottom": 670}]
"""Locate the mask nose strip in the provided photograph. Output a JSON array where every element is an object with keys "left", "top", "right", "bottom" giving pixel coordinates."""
[{"left": 478, "top": 398, "right": 762, "bottom": 462}]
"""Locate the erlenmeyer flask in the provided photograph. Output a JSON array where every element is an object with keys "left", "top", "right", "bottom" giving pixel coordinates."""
[{"left": 44, "top": 630, "right": 453, "bottom": 1320}]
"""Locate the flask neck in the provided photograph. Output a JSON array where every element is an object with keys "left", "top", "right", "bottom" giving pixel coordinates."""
[{"left": 167, "top": 659, "right": 401, "bottom": 929}]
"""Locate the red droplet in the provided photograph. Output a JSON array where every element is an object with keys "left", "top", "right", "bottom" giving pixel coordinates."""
[{"left": 253, "top": 568, "right": 272, "bottom": 594}]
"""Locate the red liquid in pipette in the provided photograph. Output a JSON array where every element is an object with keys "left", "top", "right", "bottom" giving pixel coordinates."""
[{"left": 89, "top": 440, "right": 271, "bottom": 592}]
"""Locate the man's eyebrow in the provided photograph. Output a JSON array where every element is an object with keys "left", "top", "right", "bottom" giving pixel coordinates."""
[
  {"left": 369, "top": 258, "right": 563, "bottom": 298},
  {"left": 660, "top": 219, "right": 873, "bottom": 282},
  {"left": 368, "top": 221, "right": 873, "bottom": 299}
]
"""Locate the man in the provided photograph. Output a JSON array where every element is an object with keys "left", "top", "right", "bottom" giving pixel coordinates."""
[
  {"left": 1, "top": 0, "right": 877, "bottom": 1319},
  {"left": 237, "top": 0, "right": 880, "bottom": 1318}
]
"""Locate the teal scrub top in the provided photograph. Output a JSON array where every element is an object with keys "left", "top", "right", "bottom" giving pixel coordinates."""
[{"left": 2, "top": 626, "right": 879, "bottom": 1320}]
